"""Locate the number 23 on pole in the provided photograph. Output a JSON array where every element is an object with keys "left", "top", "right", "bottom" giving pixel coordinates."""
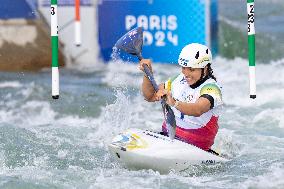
[{"left": 247, "top": 0, "right": 256, "bottom": 99}]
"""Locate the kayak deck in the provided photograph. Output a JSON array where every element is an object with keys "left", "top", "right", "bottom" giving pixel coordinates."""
[{"left": 109, "top": 128, "right": 228, "bottom": 173}]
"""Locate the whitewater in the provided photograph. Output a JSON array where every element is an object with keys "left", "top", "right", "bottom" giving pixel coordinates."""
[
  {"left": 1, "top": 57, "right": 284, "bottom": 188},
  {"left": 1, "top": 0, "right": 284, "bottom": 188}
]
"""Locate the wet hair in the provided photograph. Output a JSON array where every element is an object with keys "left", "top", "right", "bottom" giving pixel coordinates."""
[{"left": 207, "top": 64, "right": 217, "bottom": 81}]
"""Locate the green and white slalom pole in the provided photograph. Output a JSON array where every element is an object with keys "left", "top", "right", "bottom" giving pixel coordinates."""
[
  {"left": 247, "top": 0, "right": 256, "bottom": 99},
  {"left": 51, "top": 0, "right": 59, "bottom": 99}
]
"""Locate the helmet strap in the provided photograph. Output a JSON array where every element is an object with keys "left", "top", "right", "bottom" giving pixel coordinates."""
[{"left": 200, "top": 68, "right": 205, "bottom": 79}]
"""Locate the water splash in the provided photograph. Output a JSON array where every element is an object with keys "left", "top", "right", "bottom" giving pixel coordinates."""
[{"left": 111, "top": 47, "right": 120, "bottom": 61}]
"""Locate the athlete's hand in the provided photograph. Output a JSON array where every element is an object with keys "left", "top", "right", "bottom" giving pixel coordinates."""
[
  {"left": 165, "top": 91, "right": 176, "bottom": 106},
  {"left": 138, "top": 59, "right": 153, "bottom": 73},
  {"left": 155, "top": 89, "right": 167, "bottom": 101}
]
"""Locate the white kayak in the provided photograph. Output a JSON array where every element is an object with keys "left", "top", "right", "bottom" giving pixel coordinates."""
[{"left": 108, "top": 128, "right": 228, "bottom": 173}]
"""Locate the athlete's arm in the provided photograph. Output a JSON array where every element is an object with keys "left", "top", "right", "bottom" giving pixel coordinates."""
[
  {"left": 139, "top": 59, "right": 165, "bottom": 102},
  {"left": 142, "top": 82, "right": 165, "bottom": 102},
  {"left": 176, "top": 97, "right": 211, "bottom": 117},
  {"left": 167, "top": 92, "right": 212, "bottom": 117}
]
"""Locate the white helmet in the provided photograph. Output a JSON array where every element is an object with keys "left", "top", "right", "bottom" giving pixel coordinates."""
[{"left": 178, "top": 43, "right": 212, "bottom": 68}]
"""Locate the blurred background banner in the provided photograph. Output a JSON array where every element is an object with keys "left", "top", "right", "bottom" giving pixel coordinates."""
[
  {"left": 0, "top": 0, "right": 38, "bottom": 19},
  {"left": 98, "top": 0, "right": 218, "bottom": 64}
]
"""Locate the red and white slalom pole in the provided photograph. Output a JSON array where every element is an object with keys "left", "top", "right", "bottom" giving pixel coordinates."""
[{"left": 75, "top": 0, "right": 81, "bottom": 46}]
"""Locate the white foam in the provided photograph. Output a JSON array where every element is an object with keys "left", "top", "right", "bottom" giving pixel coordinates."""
[
  {"left": 15, "top": 100, "right": 57, "bottom": 126},
  {"left": 239, "top": 162, "right": 284, "bottom": 189},
  {"left": 213, "top": 128, "right": 244, "bottom": 158},
  {"left": 0, "top": 151, "right": 7, "bottom": 172},
  {"left": 0, "top": 81, "right": 22, "bottom": 88},
  {"left": 91, "top": 169, "right": 161, "bottom": 189},
  {"left": 253, "top": 108, "right": 284, "bottom": 128},
  {"left": 67, "top": 57, "right": 106, "bottom": 73},
  {"left": 102, "top": 60, "right": 142, "bottom": 88}
]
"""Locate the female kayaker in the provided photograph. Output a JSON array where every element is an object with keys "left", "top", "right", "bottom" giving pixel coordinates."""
[{"left": 139, "top": 43, "right": 223, "bottom": 151}]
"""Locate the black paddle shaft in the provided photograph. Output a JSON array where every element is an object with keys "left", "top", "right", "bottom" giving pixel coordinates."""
[{"left": 142, "top": 64, "right": 159, "bottom": 92}]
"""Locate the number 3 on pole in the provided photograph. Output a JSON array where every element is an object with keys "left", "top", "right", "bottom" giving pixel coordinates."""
[
  {"left": 51, "top": 0, "right": 59, "bottom": 99},
  {"left": 51, "top": 7, "right": 55, "bottom": 15},
  {"left": 247, "top": 0, "right": 256, "bottom": 99}
]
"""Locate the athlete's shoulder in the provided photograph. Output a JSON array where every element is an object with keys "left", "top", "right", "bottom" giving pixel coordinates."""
[{"left": 200, "top": 79, "right": 222, "bottom": 99}]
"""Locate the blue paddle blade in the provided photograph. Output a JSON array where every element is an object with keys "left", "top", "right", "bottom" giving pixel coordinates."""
[{"left": 115, "top": 27, "right": 143, "bottom": 60}]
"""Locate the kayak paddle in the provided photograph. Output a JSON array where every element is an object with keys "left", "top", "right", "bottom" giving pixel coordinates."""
[{"left": 115, "top": 27, "right": 176, "bottom": 140}]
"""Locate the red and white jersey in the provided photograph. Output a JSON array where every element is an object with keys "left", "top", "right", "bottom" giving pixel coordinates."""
[{"left": 163, "top": 74, "right": 223, "bottom": 150}]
